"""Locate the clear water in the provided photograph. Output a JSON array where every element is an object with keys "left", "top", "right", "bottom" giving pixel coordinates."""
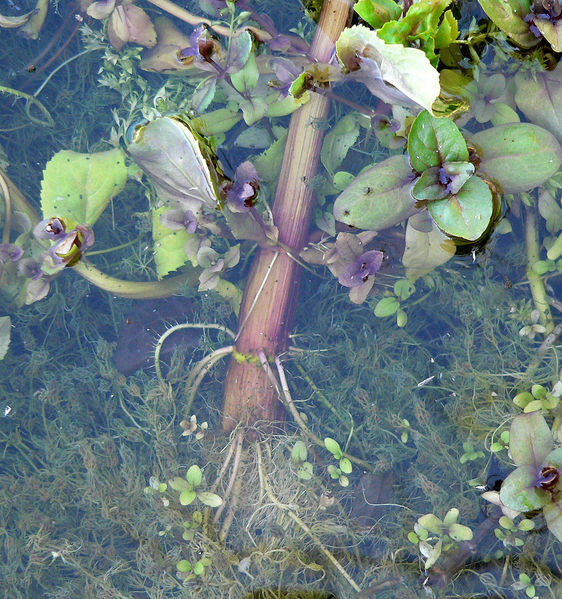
[{"left": 0, "top": 2, "right": 561, "bottom": 598}]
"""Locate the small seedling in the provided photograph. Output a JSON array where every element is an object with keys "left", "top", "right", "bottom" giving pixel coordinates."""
[
  {"left": 324, "top": 437, "right": 352, "bottom": 487},
  {"left": 169, "top": 465, "right": 223, "bottom": 507},
  {"left": 460, "top": 441, "right": 485, "bottom": 464},
  {"left": 291, "top": 440, "right": 313, "bottom": 480}
]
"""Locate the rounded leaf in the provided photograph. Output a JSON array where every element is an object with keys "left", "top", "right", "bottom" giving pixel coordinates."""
[
  {"left": 176, "top": 559, "right": 191, "bottom": 572},
  {"left": 448, "top": 523, "right": 473, "bottom": 542},
  {"left": 169, "top": 477, "right": 190, "bottom": 492},
  {"left": 428, "top": 175, "right": 493, "bottom": 241},
  {"left": 470, "top": 123, "right": 562, "bottom": 193},
  {"left": 324, "top": 437, "right": 343, "bottom": 459},
  {"left": 186, "top": 464, "right": 203, "bottom": 487},
  {"left": 408, "top": 110, "right": 469, "bottom": 172},
  {"left": 500, "top": 466, "right": 549, "bottom": 512},
  {"left": 197, "top": 491, "right": 223, "bottom": 507},
  {"left": 292, "top": 440, "right": 308, "bottom": 462},
  {"left": 179, "top": 489, "right": 197, "bottom": 506},
  {"left": 374, "top": 296, "right": 400, "bottom": 317},
  {"left": 339, "top": 457, "right": 352, "bottom": 474},
  {"left": 333, "top": 155, "right": 418, "bottom": 231},
  {"left": 418, "top": 513, "right": 442, "bottom": 534},
  {"left": 509, "top": 412, "right": 553, "bottom": 467}
]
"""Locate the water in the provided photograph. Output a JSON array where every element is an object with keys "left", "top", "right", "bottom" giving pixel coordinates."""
[{"left": 0, "top": 1, "right": 561, "bottom": 598}]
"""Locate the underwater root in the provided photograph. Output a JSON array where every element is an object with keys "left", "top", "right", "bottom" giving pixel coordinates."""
[
  {"left": 256, "top": 442, "right": 361, "bottom": 593},
  {"left": 153, "top": 321, "right": 235, "bottom": 385}
]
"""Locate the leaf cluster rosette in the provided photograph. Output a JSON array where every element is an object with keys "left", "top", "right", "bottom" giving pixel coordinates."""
[
  {"left": 407, "top": 110, "right": 496, "bottom": 242},
  {"left": 500, "top": 411, "right": 562, "bottom": 542}
]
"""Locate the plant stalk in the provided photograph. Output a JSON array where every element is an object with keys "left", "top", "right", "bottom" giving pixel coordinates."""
[
  {"left": 221, "top": 0, "right": 353, "bottom": 432},
  {"left": 525, "top": 206, "right": 554, "bottom": 333}
]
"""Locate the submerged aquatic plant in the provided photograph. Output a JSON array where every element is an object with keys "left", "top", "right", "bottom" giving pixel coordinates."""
[{"left": 499, "top": 411, "right": 562, "bottom": 542}]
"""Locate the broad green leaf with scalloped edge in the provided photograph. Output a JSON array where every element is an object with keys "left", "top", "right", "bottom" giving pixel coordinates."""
[
  {"left": 428, "top": 176, "right": 493, "bottom": 241},
  {"left": 152, "top": 206, "right": 192, "bottom": 279},
  {"left": 40, "top": 148, "right": 127, "bottom": 226},
  {"left": 354, "top": 0, "right": 401, "bottom": 29},
  {"left": 378, "top": 0, "right": 453, "bottom": 65},
  {"left": 231, "top": 46, "right": 259, "bottom": 93}
]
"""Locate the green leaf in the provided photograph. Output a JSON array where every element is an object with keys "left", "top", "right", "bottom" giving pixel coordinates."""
[
  {"left": 378, "top": 0, "right": 453, "bottom": 65},
  {"left": 393, "top": 279, "right": 415, "bottom": 300},
  {"left": 509, "top": 412, "right": 553, "bottom": 467},
  {"left": 354, "top": 0, "right": 402, "bottom": 29},
  {"left": 448, "top": 523, "right": 473, "bottom": 542},
  {"left": 412, "top": 168, "right": 449, "bottom": 201},
  {"left": 470, "top": 123, "right": 562, "bottom": 194},
  {"left": 320, "top": 114, "right": 360, "bottom": 177},
  {"left": 191, "top": 107, "right": 242, "bottom": 136},
  {"left": 324, "top": 437, "right": 343, "bottom": 459},
  {"left": 543, "top": 496, "right": 562, "bottom": 542},
  {"left": 191, "top": 76, "right": 217, "bottom": 113},
  {"left": 193, "top": 560, "right": 205, "bottom": 576},
  {"left": 402, "top": 213, "right": 456, "bottom": 279},
  {"left": 297, "top": 462, "right": 313, "bottom": 480},
  {"left": 478, "top": 0, "right": 538, "bottom": 48},
  {"left": 434, "top": 10, "right": 459, "bottom": 49},
  {"left": 229, "top": 30, "right": 252, "bottom": 75},
  {"left": 443, "top": 508, "right": 459, "bottom": 526},
  {"left": 253, "top": 130, "right": 287, "bottom": 186},
  {"left": 374, "top": 296, "right": 400, "bottom": 317},
  {"left": 152, "top": 206, "right": 191, "bottom": 279},
  {"left": 333, "top": 155, "right": 418, "bottom": 231},
  {"left": 0, "top": 316, "right": 10, "bottom": 360},
  {"left": 179, "top": 489, "right": 197, "bottom": 506},
  {"left": 534, "top": 15, "right": 562, "bottom": 52},
  {"left": 500, "top": 465, "right": 549, "bottom": 511},
  {"left": 408, "top": 110, "right": 468, "bottom": 172},
  {"left": 418, "top": 513, "right": 442, "bottom": 534},
  {"left": 169, "top": 476, "right": 190, "bottom": 492},
  {"left": 40, "top": 148, "right": 127, "bottom": 226},
  {"left": 197, "top": 492, "right": 223, "bottom": 507},
  {"left": 231, "top": 50, "right": 259, "bottom": 94},
  {"left": 428, "top": 176, "right": 493, "bottom": 241},
  {"left": 513, "top": 391, "right": 533, "bottom": 409},
  {"left": 265, "top": 91, "right": 310, "bottom": 118},
  {"left": 292, "top": 440, "right": 308, "bottom": 462},
  {"left": 186, "top": 464, "right": 203, "bottom": 487},
  {"left": 514, "top": 65, "right": 561, "bottom": 143},
  {"left": 239, "top": 96, "right": 268, "bottom": 126},
  {"left": 176, "top": 559, "right": 191, "bottom": 572},
  {"left": 339, "top": 457, "right": 352, "bottom": 474}
]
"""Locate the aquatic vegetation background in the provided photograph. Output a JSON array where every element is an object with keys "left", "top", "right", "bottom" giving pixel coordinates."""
[{"left": 0, "top": 1, "right": 561, "bottom": 598}]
